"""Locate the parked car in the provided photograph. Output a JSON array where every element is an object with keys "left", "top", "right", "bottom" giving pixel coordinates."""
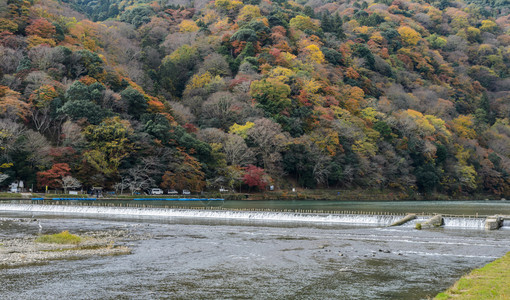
[
  {"left": 150, "top": 188, "right": 164, "bottom": 195},
  {"left": 182, "top": 189, "right": 191, "bottom": 195},
  {"left": 167, "top": 189, "right": 178, "bottom": 195},
  {"left": 219, "top": 187, "right": 229, "bottom": 192}
]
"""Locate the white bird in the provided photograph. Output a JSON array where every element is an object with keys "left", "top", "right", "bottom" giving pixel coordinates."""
[{"left": 38, "top": 220, "right": 42, "bottom": 234}]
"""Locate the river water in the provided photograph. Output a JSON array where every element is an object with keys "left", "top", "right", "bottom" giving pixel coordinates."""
[{"left": 1, "top": 201, "right": 509, "bottom": 299}]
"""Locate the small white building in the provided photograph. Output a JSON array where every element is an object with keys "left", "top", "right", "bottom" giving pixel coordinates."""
[{"left": 9, "top": 180, "right": 23, "bottom": 193}]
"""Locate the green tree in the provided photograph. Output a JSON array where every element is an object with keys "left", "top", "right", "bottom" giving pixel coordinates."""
[
  {"left": 120, "top": 87, "right": 148, "bottom": 120},
  {"left": 83, "top": 117, "right": 134, "bottom": 176},
  {"left": 250, "top": 78, "right": 291, "bottom": 116},
  {"left": 160, "top": 45, "right": 200, "bottom": 97}
]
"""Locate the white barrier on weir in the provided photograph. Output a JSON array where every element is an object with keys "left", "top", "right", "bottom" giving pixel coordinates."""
[{"left": 0, "top": 203, "right": 507, "bottom": 230}]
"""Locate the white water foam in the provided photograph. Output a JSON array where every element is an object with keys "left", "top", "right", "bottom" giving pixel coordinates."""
[
  {"left": 1, "top": 204, "right": 503, "bottom": 229},
  {"left": 0, "top": 204, "right": 403, "bottom": 225},
  {"left": 502, "top": 219, "right": 510, "bottom": 230},
  {"left": 443, "top": 217, "right": 485, "bottom": 229},
  {"left": 400, "top": 251, "right": 499, "bottom": 259}
]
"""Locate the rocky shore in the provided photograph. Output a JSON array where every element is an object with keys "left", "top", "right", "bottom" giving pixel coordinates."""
[{"left": 0, "top": 221, "right": 140, "bottom": 268}]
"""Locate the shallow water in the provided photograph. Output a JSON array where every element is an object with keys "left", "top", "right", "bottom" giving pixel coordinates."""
[{"left": 1, "top": 208, "right": 509, "bottom": 299}]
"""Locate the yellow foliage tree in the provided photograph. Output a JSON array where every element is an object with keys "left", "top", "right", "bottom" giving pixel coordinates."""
[
  {"left": 466, "top": 26, "right": 481, "bottom": 42},
  {"left": 237, "top": 5, "right": 261, "bottom": 23},
  {"left": 267, "top": 67, "right": 294, "bottom": 83},
  {"left": 406, "top": 109, "right": 436, "bottom": 136},
  {"left": 302, "top": 78, "right": 322, "bottom": 94},
  {"left": 83, "top": 117, "right": 134, "bottom": 176},
  {"left": 360, "top": 107, "right": 378, "bottom": 123},
  {"left": 26, "top": 35, "right": 56, "bottom": 49},
  {"left": 455, "top": 145, "right": 477, "bottom": 190},
  {"left": 341, "top": 85, "right": 365, "bottom": 113},
  {"left": 229, "top": 122, "right": 255, "bottom": 139},
  {"left": 425, "top": 115, "right": 451, "bottom": 141},
  {"left": 187, "top": 72, "right": 213, "bottom": 89},
  {"left": 179, "top": 20, "right": 199, "bottom": 32},
  {"left": 451, "top": 115, "right": 476, "bottom": 139},
  {"left": 353, "top": 26, "right": 373, "bottom": 35},
  {"left": 370, "top": 32, "right": 383, "bottom": 44},
  {"left": 480, "top": 20, "right": 498, "bottom": 32},
  {"left": 303, "top": 44, "right": 325, "bottom": 64},
  {"left": 352, "top": 137, "right": 378, "bottom": 158},
  {"left": 200, "top": 10, "right": 220, "bottom": 25},
  {"left": 289, "top": 15, "right": 319, "bottom": 32},
  {"left": 0, "top": 18, "right": 18, "bottom": 32},
  {"left": 398, "top": 26, "right": 421, "bottom": 46},
  {"left": 215, "top": 0, "right": 243, "bottom": 11},
  {"left": 310, "top": 128, "right": 340, "bottom": 156}
]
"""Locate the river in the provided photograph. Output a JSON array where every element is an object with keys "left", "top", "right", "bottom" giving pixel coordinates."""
[{"left": 0, "top": 200, "right": 509, "bottom": 299}]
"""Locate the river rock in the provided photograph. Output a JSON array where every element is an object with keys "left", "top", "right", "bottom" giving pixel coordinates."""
[
  {"left": 420, "top": 215, "right": 444, "bottom": 229},
  {"left": 485, "top": 216, "right": 503, "bottom": 230}
]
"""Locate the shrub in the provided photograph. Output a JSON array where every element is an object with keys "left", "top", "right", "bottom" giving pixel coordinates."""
[{"left": 35, "top": 230, "right": 82, "bottom": 244}]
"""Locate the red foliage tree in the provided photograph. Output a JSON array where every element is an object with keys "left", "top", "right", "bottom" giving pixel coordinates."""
[
  {"left": 37, "top": 163, "right": 71, "bottom": 189},
  {"left": 25, "top": 18, "right": 56, "bottom": 38},
  {"left": 243, "top": 164, "right": 271, "bottom": 190}
]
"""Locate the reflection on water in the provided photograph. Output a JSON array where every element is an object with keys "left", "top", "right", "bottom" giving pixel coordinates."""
[{"left": 1, "top": 209, "right": 509, "bottom": 299}]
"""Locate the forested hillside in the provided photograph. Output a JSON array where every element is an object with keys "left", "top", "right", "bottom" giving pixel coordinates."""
[{"left": 0, "top": 0, "right": 509, "bottom": 197}]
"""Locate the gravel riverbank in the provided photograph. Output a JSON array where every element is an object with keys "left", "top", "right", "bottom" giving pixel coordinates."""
[{"left": 0, "top": 218, "right": 141, "bottom": 268}]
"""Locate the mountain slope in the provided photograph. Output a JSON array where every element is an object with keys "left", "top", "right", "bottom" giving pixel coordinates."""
[{"left": 0, "top": 0, "right": 509, "bottom": 198}]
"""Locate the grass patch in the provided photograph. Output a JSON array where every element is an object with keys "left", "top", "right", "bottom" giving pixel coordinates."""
[
  {"left": 0, "top": 192, "right": 22, "bottom": 198},
  {"left": 435, "top": 252, "right": 510, "bottom": 299},
  {"left": 35, "top": 231, "right": 82, "bottom": 245}
]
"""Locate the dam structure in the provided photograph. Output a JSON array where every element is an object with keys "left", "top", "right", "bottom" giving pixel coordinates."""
[{"left": 0, "top": 203, "right": 507, "bottom": 230}]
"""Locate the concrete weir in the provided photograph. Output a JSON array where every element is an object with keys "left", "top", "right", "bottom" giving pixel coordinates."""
[
  {"left": 390, "top": 214, "right": 416, "bottom": 226},
  {"left": 421, "top": 215, "right": 444, "bottom": 229},
  {"left": 485, "top": 216, "right": 504, "bottom": 230}
]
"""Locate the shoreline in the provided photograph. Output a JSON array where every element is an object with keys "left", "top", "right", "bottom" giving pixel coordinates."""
[
  {"left": 435, "top": 252, "right": 510, "bottom": 299},
  {"left": 2, "top": 189, "right": 509, "bottom": 202},
  {"left": 1, "top": 196, "right": 509, "bottom": 202}
]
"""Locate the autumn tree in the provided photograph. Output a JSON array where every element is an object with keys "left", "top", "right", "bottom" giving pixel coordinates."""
[
  {"left": 179, "top": 20, "right": 199, "bottom": 32},
  {"left": 161, "top": 149, "right": 206, "bottom": 192},
  {"left": 243, "top": 164, "right": 271, "bottom": 190},
  {"left": 37, "top": 163, "right": 71, "bottom": 189},
  {"left": 83, "top": 117, "right": 134, "bottom": 177},
  {"left": 289, "top": 15, "right": 319, "bottom": 32},
  {"left": 398, "top": 26, "right": 421, "bottom": 46},
  {"left": 0, "top": 86, "right": 28, "bottom": 121},
  {"left": 250, "top": 78, "right": 291, "bottom": 116},
  {"left": 26, "top": 19, "right": 56, "bottom": 38}
]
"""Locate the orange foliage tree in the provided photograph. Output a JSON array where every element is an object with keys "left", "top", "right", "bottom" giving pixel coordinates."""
[{"left": 25, "top": 18, "right": 56, "bottom": 38}]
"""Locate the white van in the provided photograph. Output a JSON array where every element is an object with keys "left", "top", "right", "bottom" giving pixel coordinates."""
[{"left": 150, "top": 188, "right": 164, "bottom": 195}]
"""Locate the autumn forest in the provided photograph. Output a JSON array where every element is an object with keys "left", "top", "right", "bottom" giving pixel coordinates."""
[{"left": 0, "top": 0, "right": 509, "bottom": 197}]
